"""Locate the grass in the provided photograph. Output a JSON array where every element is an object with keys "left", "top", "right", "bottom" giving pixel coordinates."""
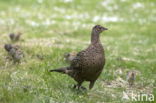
[{"left": 0, "top": 0, "right": 156, "bottom": 103}]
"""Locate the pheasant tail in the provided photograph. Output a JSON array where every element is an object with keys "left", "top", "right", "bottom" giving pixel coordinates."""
[{"left": 49, "top": 67, "right": 73, "bottom": 74}]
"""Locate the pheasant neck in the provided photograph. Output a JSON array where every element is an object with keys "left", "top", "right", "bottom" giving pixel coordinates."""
[{"left": 91, "top": 30, "right": 100, "bottom": 44}]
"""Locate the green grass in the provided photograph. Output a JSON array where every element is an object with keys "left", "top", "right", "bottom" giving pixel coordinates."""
[{"left": 0, "top": 0, "right": 156, "bottom": 103}]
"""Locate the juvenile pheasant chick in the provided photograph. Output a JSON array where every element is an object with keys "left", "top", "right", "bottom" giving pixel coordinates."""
[
  {"left": 64, "top": 52, "right": 77, "bottom": 63},
  {"left": 9, "top": 32, "right": 22, "bottom": 42},
  {"left": 127, "top": 71, "right": 136, "bottom": 87},
  {"left": 4, "top": 44, "right": 24, "bottom": 63}
]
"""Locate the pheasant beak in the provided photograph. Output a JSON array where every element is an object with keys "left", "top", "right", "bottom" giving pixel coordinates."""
[{"left": 101, "top": 27, "right": 108, "bottom": 31}]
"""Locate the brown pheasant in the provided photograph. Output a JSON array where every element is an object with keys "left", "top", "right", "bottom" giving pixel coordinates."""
[{"left": 50, "top": 25, "right": 108, "bottom": 89}]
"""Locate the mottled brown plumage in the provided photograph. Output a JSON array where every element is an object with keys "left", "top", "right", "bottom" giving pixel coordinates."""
[
  {"left": 4, "top": 44, "right": 24, "bottom": 63},
  {"left": 50, "top": 25, "right": 108, "bottom": 89},
  {"left": 127, "top": 71, "right": 136, "bottom": 87},
  {"left": 64, "top": 52, "right": 77, "bottom": 63},
  {"left": 9, "top": 32, "right": 22, "bottom": 42}
]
